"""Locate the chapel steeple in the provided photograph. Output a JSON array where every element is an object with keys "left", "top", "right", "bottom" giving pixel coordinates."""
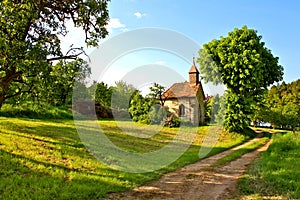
[{"left": 189, "top": 57, "right": 199, "bottom": 85}]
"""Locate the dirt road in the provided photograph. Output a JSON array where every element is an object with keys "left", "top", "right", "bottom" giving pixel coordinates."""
[{"left": 106, "top": 135, "right": 272, "bottom": 200}]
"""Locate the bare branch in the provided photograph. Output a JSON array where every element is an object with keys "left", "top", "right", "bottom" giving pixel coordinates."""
[{"left": 47, "top": 49, "right": 84, "bottom": 62}]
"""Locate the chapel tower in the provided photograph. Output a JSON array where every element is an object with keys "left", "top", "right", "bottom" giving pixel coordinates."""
[{"left": 189, "top": 57, "right": 200, "bottom": 86}]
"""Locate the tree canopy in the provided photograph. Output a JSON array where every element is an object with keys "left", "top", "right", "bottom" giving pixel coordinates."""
[
  {"left": 256, "top": 80, "right": 300, "bottom": 131},
  {"left": 93, "top": 82, "right": 113, "bottom": 107},
  {"left": 111, "top": 81, "right": 137, "bottom": 110},
  {"left": 0, "top": 0, "right": 110, "bottom": 108},
  {"left": 198, "top": 26, "right": 284, "bottom": 132}
]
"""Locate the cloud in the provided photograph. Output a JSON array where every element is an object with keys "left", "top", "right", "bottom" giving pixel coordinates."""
[
  {"left": 134, "top": 12, "right": 147, "bottom": 19},
  {"left": 154, "top": 61, "right": 167, "bottom": 65},
  {"left": 105, "top": 18, "right": 126, "bottom": 32}
]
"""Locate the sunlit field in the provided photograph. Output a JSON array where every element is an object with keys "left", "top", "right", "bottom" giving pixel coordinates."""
[
  {"left": 237, "top": 129, "right": 300, "bottom": 199},
  {"left": 0, "top": 117, "right": 249, "bottom": 199}
]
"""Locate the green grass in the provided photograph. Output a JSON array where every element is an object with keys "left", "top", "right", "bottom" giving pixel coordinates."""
[
  {"left": 210, "top": 135, "right": 270, "bottom": 168},
  {"left": 237, "top": 130, "right": 300, "bottom": 199},
  {"left": 0, "top": 117, "right": 251, "bottom": 199},
  {"left": 0, "top": 102, "right": 73, "bottom": 119}
]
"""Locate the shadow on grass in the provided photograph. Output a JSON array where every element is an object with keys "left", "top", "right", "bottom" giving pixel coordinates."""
[
  {"left": 0, "top": 149, "right": 130, "bottom": 200},
  {"left": 0, "top": 117, "right": 256, "bottom": 199}
]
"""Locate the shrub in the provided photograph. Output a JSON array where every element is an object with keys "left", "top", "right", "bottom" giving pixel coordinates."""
[
  {"left": 0, "top": 102, "right": 73, "bottom": 119},
  {"left": 164, "top": 116, "right": 181, "bottom": 128}
]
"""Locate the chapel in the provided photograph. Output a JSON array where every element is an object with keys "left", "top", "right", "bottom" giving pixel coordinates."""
[{"left": 163, "top": 59, "right": 205, "bottom": 125}]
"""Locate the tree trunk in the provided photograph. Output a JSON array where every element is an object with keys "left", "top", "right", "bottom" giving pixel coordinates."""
[
  {"left": 0, "top": 93, "right": 5, "bottom": 110},
  {"left": 0, "top": 67, "right": 21, "bottom": 109}
]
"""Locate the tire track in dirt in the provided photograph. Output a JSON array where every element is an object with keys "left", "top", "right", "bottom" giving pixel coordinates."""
[{"left": 106, "top": 133, "right": 272, "bottom": 200}]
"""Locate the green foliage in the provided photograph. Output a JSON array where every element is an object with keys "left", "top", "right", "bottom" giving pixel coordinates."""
[
  {"left": 128, "top": 89, "right": 180, "bottom": 126},
  {"left": 198, "top": 26, "right": 283, "bottom": 132},
  {"left": 206, "top": 94, "right": 227, "bottom": 124},
  {"left": 5, "top": 59, "right": 91, "bottom": 107},
  {"left": 0, "top": 0, "right": 110, "bottom": 108},
  {"left": 128, "top": 92, "right": 153, "bottom": 124},
  {"left": 46, "top": 59, "right": 90, "bottom": 106},
  {"left": 94, "top": 82, "right": 113, "bottom": 107},
  {"left": 238, "top": 131, "right": 300, "bottom": 199},
  {"left": 163, "top": 117, "right": 193, "bottom": 128},
  {"left": 224, "top": 93, "right": 253, "bottom": 132},
  {"left": 72, "top": 81, "right": 91, "bottom": 102},
  {"left": 164, "top": 116, "right": 181, "bottom": 128},
  {"left": 257, "top": 80, "right": 300, "bottom": 130},
  {"left": 128, "top": 82, "right": 169, "bottom": 125},
  {"left": 0, "top": 102, "right": 73, "bottom": 119},
  {"left": 111, "top": 81, "right": 137, "bottom": 110},
  {"left": 147, "top": 82, "right": 166, "bottom": 106},
  {"left": 87, "top": 81, "right": 98, "bottom": 100},
  {"left": 204, "top": 96, "right": 212, "bottom": 121},
  {"left": 149, "top": 104, "right": 168, "bottom": 124}
]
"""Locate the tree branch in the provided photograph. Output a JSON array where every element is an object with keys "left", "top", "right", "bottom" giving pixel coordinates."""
[{"left": 46, "top": 47, "right": 86, "bottom": 62}]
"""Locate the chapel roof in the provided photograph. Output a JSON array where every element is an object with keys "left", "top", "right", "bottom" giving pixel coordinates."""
[
  {"left": 163, "top": 81, "right": 204, "bottom": 99},
  {"left": 162, "top": 57, "right": 204, "bottom": 100}
]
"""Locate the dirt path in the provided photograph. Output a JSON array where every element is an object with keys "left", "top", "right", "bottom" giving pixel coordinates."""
[{"left": 106, "top": 133, "right": 272, "bottom": 200}]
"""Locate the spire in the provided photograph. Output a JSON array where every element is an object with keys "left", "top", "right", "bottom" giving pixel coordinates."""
[
  {"left": 189, "top": 57, "right": 199, "bottom": 85},
  {"left": 193, "top": 56, "right": 196, "bottom": 66}
]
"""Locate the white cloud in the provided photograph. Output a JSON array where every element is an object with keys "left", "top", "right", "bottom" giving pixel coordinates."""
[
  {"left": 134, "top": 12, "right": 147, "bottom": 19},
  {"left": 105, "top": 18, "right": 126, "bottom": 32},
  {"left": 154, "top": 61, "right": 167, "bottom": 65}
]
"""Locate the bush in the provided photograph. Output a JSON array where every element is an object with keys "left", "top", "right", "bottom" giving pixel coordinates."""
[
  {"left": 0, "top": 102, "right": 73, "bottom": 119},
  {"left": 164, "top": 116, "right": 181, "bottom": 128},
  {"left": 149, "top": 104, "right": 167, "bottom": 125}
]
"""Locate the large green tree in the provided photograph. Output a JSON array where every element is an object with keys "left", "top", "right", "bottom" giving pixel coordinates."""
[
  {"left": 0, "top": 0, "right": 110, "bottom": 109},
  {"left": 198, "top": 26, "right": 284, "bottom": 132}
]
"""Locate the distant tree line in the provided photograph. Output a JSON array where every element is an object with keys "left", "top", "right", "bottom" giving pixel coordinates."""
[
  {"left": 205, "top": 79, "right": 300, "bottom": 132},
  {"left": 254, "top": 79, "right": 300, "bottom": 131},
  {"left": 89, "top": 81, "right": 186, "bottom": 127}
]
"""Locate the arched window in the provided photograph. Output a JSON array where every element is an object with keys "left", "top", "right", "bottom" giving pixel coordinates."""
[{"left": 179, "top": 104, "right": 185, "bottom": 116}]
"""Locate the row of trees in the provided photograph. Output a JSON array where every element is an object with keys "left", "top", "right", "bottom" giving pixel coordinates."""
[
  {"left": 0, "top": 0, "right": 291, "bottom": 133},
  {"left": 205, "top": 79, "right": 300, "bottom": 132},
  {"left": 90, "top": 81, "right": 169, "bottom": 125},
  {"left": 5, "top": 59, "right": 90, "bottom": 107},
  {"left": 255, "top": 80, "right": 300, "bottom": 131}
]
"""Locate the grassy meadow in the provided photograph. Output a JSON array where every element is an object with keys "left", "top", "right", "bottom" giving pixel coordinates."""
[
  {"left": 0, "top": 117, "right": 250, "bottom": 199},
  {"left": 237, "top": 129, "right": 300, "bottom": 199}
]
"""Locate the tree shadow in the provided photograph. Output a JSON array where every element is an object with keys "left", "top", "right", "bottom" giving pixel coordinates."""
[{"left": 0, "top": 149, "right": 129, "bottom": 200}]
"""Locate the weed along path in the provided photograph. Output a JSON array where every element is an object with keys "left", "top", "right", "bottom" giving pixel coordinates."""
[{"left": 106, "top": 132, "right": 272, "bottom": 200}]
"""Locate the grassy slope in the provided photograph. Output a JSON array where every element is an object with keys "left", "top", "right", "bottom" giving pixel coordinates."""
[
  {"left": 0, "top": 117, "right": 249, "bottom": 200},
  {"left": 237, "top": 129, "right": 300, "bottom": 199}
]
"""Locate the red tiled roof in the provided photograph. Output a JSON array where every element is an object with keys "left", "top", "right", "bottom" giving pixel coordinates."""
[{"left": 163, "top": 82, "right": 203, "bottom": 99}]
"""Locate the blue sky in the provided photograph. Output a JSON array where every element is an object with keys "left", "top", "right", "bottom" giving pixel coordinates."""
[
  {"left": 104, "top": 0, "right": 300, "bottom": 83},
  {"left": 63, "top": 0, "right": 300, "bottom": 89}
]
